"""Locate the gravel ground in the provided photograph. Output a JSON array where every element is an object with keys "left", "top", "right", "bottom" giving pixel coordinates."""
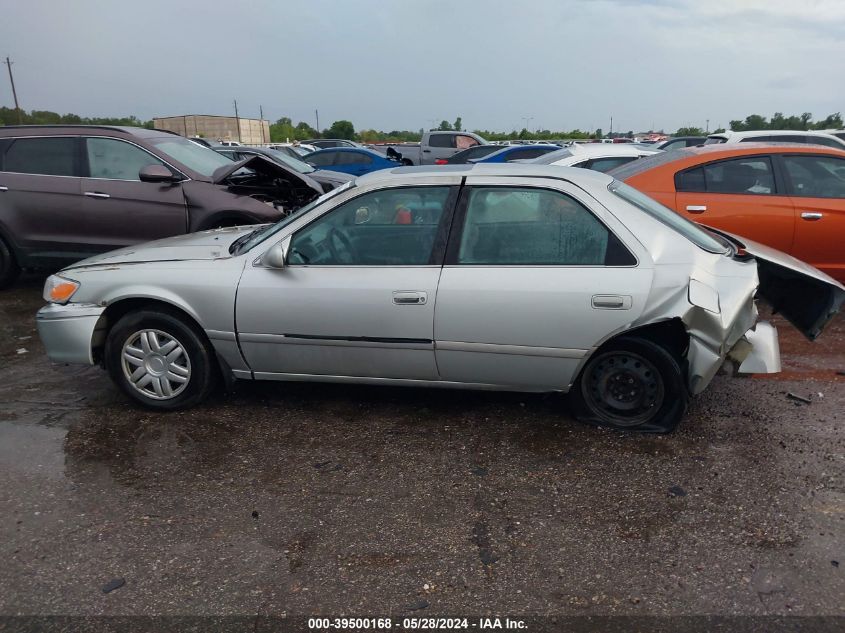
[{"left": 0, "top": 274, "right": 843, "bottom": 628}]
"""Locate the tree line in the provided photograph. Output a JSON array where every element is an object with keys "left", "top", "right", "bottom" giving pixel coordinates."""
[{"left": 2, "top": 107, "right": 842, "bottom": 143}]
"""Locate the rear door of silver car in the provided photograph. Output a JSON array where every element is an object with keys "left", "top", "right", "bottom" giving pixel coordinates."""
[
  {"left": 236, "top": 183, "right": 460, "bottom": 380},
  {"left": 433, "top": 177, "right": 654, "bottom": 390}
]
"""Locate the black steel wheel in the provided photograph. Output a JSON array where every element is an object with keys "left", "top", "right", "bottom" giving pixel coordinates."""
[{"left": 571, "top": 336, "right": 687, "bottom": 433}]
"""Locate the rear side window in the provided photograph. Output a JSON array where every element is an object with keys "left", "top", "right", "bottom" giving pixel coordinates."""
[
  {"left": 506, "top": 148, "right": 554, "bottom": 161},
  {"left": 4, "top": 137, "right": 77, "bottom": 176},
  {"left": 456, "top": 187, "right": 633, "bottom": 266},
  {"left": 676, "top": 157, "right": 775, "bottom": 194},
  {"left": 703, "top": 136, "right": 727, "bottom": 145},
  {"left": 807, "top": 136, "right": 845, "bottom": 149},
  {"left": 306, "top": 152, "right": 336, "bottom": 167},
  {"left": 85, "top": 138, "right": 164, "bottom": 180},
  {"left": 335, "top": 151, "right": 372, "bottom": 166},
  {"left": 428, "top": 134, "right": 454, "bottom": 148},
  {"left": 783, "top": 155, "right": 845, "bottom": 198},
  {"left": 455, "top": 135, "right": 479, "bottom": 149},
  {"left": 585, "top": 156, "right": 637, "bottom": 173}
]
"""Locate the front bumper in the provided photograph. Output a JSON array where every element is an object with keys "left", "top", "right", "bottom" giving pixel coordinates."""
[{"left": 36, "top": 303, "right": 106, "bottom": 365}]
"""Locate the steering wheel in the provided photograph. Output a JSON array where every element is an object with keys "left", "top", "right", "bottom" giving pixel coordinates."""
[{"left": 327, "top": 227, "right": 356, "bottom": 263}]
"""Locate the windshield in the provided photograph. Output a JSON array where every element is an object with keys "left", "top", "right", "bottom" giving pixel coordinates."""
[
  {"left": 263, "top": 149, "right": 316, "bottom": 174},
  {"left": 148, "top": 136, "right": 233, "bottom": 178},
  {"left": 609, "top": 180, "right": 730, "bottom": 254},
  {"left": 235, "top": 181, "right": 355, "bottom": 254},
  {"left": 529, "top": 148, "right": 574, "bottom": 164}
]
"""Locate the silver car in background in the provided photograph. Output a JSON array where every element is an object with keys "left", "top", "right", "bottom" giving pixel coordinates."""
[{"left": 36, "top": 165, "right": 844, "bottom": 432}]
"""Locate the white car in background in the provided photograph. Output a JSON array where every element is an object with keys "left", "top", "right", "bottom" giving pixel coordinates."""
[
  {"left": 704, "top": 130, "right": 845, "bottom": 149},
  {"left": 521, "top": 143, "right": 661, "bottom": 172}
]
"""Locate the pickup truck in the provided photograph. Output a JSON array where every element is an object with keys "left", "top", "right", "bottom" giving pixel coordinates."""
[{"left": 375, "top": 131, "right": 488, "bottom": 165}]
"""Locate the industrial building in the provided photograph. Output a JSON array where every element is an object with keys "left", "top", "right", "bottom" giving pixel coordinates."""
[{"left": 153, "top": 114, "right": 270, "bottom": 145}]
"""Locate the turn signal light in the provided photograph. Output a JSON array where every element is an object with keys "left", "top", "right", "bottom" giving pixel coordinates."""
[{"left": 43, "top": 275, "right": 80, "bottom": 304}]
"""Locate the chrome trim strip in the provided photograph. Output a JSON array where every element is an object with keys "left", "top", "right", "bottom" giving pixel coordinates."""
[
  {"left": 435, "top": 341, "right": 587, "bottom": 359},
  {"left": 238, "top": 332, "right": 433, "bottom": 350}
]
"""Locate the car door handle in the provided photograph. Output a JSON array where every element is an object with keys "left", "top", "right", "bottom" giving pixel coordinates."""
[
  {"left": 422, "top": 149, "right": 431, "bottom": 153},
  {"left": 686, "top": 205, "right": 707, "bottom": 213},
  {"left": 393, "top": 291, "right": 427, "bottom": 305},
  {"left": 591, "top": 295, "right": 632, "bottom": 310},
  {"left": 800, "top": 212, "right": 823, "bottom": 221},
  {"left": 84, "top": 191, "right": 110, "bottom": 199},
  {"left": 0, "top": 186, "right": 7, "bottom": 192}
]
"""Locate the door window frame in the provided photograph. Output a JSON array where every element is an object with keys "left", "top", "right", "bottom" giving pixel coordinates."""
[
  {"left": 285, "top": 184, "right": 462, "bottom": 267},
  {"left": 674, "top": 154, "right": 779, "bottom": 195},
  {"left": 443, "top": 183, "right": 638, "bottom": 268},
  {"left": 777, "top": 152, "right": 845, "bottom": 199},
  {"left": 81, "top": 136, "right": 186, "bottom": 181},
  {"left": 0, "top": 135, "right": 83, "bottom": 178}
]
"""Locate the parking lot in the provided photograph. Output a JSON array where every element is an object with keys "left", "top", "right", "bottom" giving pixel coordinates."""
[{"left": 0, "top": 273, "right": 843, "bottom": 623}]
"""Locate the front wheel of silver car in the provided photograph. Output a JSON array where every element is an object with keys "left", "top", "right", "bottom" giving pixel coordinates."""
[
  {"left": 105, "top": 309, "right": 217, "bottom": 409},
  {"left": 570, "top": 336, "right": 688, "bottom": 433}
]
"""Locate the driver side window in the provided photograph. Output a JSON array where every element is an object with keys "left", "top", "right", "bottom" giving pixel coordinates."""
[{"left": 288, "top": 187, "right": 451, "bottom": 266}]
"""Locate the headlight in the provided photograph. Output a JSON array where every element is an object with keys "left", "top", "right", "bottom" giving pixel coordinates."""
[{"left": 43, "top": 275, "right": 80, "bottom": 304}]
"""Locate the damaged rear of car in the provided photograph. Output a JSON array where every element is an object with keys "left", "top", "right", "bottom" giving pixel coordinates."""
[{"left": 581, "top": 181, "right": 845, "bottom": 431}]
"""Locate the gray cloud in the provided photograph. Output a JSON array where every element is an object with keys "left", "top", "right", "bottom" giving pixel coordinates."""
[{"left": 0, "top": 0, "right": 841, "bottom": 133}]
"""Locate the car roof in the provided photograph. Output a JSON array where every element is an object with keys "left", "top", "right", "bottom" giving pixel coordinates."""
[
  {"left": 708, "top": 129, "right": 843, "bottom": 140},
  {"left": 354, "top": 162, "right": 615, "bottom": 186},
  {"left": 0, "top": 125, "right": 178, "bottom": 139},
  {"left": 568, "top": 143, "right": 660, "bottom": 157}
]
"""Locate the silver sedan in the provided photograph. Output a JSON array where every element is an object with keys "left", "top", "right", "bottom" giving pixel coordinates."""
[{"left": 36, "top": 164, "right": 845, "bottom": 432}]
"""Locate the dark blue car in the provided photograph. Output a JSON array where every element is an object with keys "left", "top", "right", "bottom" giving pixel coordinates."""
[
  {"left": 302, "top": 147, "right": 399, "bottom": 176},
  {"left": 470, "top": 144, "right": 561, "bottom": 163}
]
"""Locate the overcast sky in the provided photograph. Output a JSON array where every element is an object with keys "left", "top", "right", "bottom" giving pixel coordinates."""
[{"left": 1, "top": 0, "right": 842, "bottom": 133}]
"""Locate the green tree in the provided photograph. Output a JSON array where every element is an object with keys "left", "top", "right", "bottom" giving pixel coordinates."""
[
  {"left": 453, "top": 117, "right": 462, "bottom": 132},
  {"left": 676, "top": 126, "right": 705, "bottom": 136},
  {"left": 325, "top": 120, "right": 355, "bottom": 140},
  {"left": 593, "top": 128, "right": 603, "bottom": 139},
  {"left": 438, "top": 120, "right": 452, "bottom": 131},
  {"left": 814, "top": 112, "right": 844, "bottom": 130}
]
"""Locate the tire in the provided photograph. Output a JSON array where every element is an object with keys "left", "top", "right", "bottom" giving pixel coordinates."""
[
  {"left": 569, "top": 336, "right": 688, "bottom": 433},
  {"left": 105, "top": 308, "right": 218, "bottom": 410},
  {"left": 0, "top": 236, "right": 21, "bottom": 289}
]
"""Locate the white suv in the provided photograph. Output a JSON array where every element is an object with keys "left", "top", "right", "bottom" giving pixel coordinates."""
[{"left": 704, "top": 130, "right": 845, "bottom": 149}]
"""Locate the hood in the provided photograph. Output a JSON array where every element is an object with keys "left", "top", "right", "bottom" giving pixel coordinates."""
[
  {"left": 64, "top": 226, "right": 258, "bottom": 270},
  {"left": 709, "top": 228, "right": 845, "bottom": 340},
  {"left": 211, "top": 154, "right": 323, "bottom": 194}
]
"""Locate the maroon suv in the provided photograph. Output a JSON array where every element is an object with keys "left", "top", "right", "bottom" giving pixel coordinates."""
[{"left": 0, "top": 125, "right": 325, "bottom": 287}]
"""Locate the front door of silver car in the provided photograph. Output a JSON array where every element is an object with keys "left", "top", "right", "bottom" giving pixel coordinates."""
[
  {"left": 433, "top": 177, "right": 653, "bottom": 389},
  {"left": 235, "top": 185, "right": 458, "bottom": 380}
]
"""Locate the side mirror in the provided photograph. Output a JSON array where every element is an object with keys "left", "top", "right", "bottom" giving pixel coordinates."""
[
  {"left": 139, "top": 164, "right": 177, "bottom": 183},
  {"left": 259, "top": 240, "right": 287, "bottom": 269}
]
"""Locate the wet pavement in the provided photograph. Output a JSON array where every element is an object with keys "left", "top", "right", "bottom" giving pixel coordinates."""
[{"left": 1, "top": 274, "right": 843, "bottom": 620}]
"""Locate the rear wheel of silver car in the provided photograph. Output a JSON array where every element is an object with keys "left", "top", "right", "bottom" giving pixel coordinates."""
[
  {"left": 571, "top": 337, "right": 687, "bottom": 433},
  {"left": 0, "top": 236, "right": 21, "bottom": 289},
  {"left": 105, "top": 309, "right": 217, "bottom": 409}
]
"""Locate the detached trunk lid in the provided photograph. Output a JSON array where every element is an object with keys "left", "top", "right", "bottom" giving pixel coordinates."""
[{"left": 713, "top": 229, "right": 845, "bottom": 340}]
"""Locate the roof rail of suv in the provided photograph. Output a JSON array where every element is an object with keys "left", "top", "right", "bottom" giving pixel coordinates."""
[{"left": 0, "top": 124, "right": 136, "bottom": 134}]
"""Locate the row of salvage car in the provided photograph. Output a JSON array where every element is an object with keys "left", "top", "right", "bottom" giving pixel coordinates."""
[{"left": 26, "top": 123, "right": 844, "bottom": 432}]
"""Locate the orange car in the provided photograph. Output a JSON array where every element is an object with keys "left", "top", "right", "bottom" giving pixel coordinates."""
[{"left": 613, "top": 144, "right": 845, "bottom": 282}]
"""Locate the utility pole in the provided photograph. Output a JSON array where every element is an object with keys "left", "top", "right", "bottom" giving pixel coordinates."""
[
  {"left": 259, "top": 105, "right": 265, "bottom": 143},
  {"left": 609, "top": 116, "right": 613, "bottom": 137},
  {"left": 521, "top": 116, "right": 533, "bottom": 130},
  {"left": 4, "top": 57, "right": 22, "bottom": 124},
  {"left": 706, "top": 119, "right": 710, "bottom": 133},
  {"left": 233, "top": 99, "right": 241, "bottom": 142},
  {"left": 315, "top": 109, "right": 320, "bottom": 135}
]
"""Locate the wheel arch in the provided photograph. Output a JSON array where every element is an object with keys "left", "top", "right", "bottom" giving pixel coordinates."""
[
  {"left": 92, "top": 295, "right": 207, "bottom": 363},
  {"left": 571, "top": 318, "right": 690, "bottom": 388}
]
